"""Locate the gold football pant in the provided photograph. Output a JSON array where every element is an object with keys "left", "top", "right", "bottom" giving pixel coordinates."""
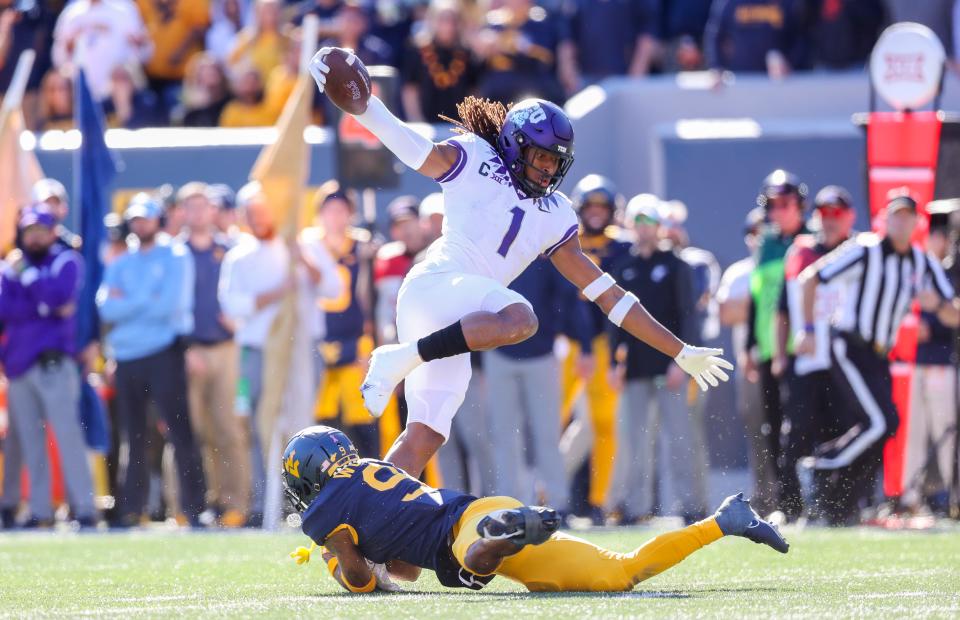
[
  {"left": 316, "top": 364, "right": 375, "bottom": 426},
  {"left": 451, "top": 497, "right": 723, "bottom": 592},
  {"left": 561, "top": 336, "right": 618, "bottom": 508}
]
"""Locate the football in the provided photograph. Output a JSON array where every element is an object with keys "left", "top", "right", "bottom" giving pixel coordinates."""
[{"left": 323, "top": 48, "right": 371, "bottom": 115}]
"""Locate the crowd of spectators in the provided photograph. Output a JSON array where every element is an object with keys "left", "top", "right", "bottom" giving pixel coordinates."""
[
  {"left": 2, "top": 0, "right": 958, "bottom": 132},
  {"left": 2, "top": 0, "right": 960, "bottom": 532},
  {"left": 2, "top": 168, "right": 957, "bottom": 531}
]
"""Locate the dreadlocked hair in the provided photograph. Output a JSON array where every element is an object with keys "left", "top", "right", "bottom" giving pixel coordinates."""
[{"left": 440, "top": 96, "right": 509, "bottom": 148}]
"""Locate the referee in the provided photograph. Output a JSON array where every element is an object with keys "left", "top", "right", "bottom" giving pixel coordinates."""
[{"left": 796, "top": 190, "right": 960, "bottom": 524}]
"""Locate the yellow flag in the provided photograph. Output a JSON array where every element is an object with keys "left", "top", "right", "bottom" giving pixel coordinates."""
[
  {"left": 0, "top": 107, "right": 43, "bottom": 254},
  {"left": 252, "top": 75, "right": 313, "bottom": 462}
]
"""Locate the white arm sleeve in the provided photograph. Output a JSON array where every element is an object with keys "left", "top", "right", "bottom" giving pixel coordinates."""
[{"left": 354, "top": 96, "right": 435, "bottom": 170}]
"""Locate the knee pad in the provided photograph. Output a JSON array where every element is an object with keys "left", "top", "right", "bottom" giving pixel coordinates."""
[{"left": 405, "top": 388, "right": 467, "bottom": 442}]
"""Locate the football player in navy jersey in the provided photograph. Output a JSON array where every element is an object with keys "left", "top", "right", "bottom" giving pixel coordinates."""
[{"left": 283, "top": 425, "right": 788, "bottom": 593}]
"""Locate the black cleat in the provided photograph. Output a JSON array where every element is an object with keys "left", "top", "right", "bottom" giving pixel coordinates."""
[
  {"left": 477, "top": 506, "right": 560, "bottom": 547},
  {"left": 714, "top": 492, "right": 790, "bottom": 554}
]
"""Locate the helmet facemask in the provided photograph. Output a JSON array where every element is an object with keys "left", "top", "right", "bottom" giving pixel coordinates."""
[
  {"left": 280, "top": 430, "right": 360, "bottom": 513},
  {"left": 282, "top": 472, "right": 318, "bottom": 513},
  {"left": 507, "top": 134, "right": 574, "bottom": 198}
]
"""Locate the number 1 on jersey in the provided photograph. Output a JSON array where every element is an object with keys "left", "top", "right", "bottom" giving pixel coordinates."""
[{"left": 497, "top": 206, "right": 525, "bottom": 257}]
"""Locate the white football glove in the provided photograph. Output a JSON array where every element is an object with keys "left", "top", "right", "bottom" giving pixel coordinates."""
[
  {"left": 308, "top": 47, "right": 358, "bottom": 94},
  {"left": 308, "top": 47, "right": 331, "bottom": 93},
  {"left": 366, "top": 560, "right": 402, "bottom": 592},
  {"left": 674, "top": 344, "right": 734, "bottom": 392}
]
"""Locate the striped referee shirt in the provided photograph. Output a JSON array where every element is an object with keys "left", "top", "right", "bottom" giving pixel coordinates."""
[{"left": 809, "top": 233, "right": 955, "bottom": 352}]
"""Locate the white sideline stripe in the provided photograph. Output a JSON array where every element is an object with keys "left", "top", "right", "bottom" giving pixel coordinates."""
[
  {"left": 814, "top": 337, "right": 887, "bottom": 470},
  {"left": 675, "top": 118, "right": 762, "bottom": 140}
]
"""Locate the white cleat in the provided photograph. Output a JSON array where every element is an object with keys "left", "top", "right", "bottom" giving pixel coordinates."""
[{"left": 360, "top": 342, "right": 423, "bottom": 417}]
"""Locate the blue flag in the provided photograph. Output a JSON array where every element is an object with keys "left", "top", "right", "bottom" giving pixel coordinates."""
[
  {"left": 74, "top": 70, "right": 119, "bottom": 452},
  {"left": 74, "top": 69, "right": 119, "bottom": 350}
]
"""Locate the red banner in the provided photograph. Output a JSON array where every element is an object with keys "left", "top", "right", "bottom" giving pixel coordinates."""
[{"left": 865, "top": 111, "right": 942, "bottom": 496}]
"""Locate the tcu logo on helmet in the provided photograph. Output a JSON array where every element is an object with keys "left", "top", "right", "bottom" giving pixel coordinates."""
[{"left": 512, "top": 103, "right": 547, "bottom": 127}]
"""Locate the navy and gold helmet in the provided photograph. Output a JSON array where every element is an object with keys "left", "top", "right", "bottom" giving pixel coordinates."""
[
  {"left": 570, "top": 174, "right": 624, "bottom": 215},
  {"left": 757, "top": 169, "right": 808, "bottom": 210},
  {"left": 282, "top": 425, "right": 359, "bottom": 512}
]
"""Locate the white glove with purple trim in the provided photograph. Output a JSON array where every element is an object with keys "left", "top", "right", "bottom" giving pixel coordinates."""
[{"left": 674, "top": 345, "right": 734, "bottom": 392}]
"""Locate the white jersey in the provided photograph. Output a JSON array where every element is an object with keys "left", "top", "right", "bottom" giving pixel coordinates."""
[{"left": 409, "top": 133, "right": 580, "bottom": 286}]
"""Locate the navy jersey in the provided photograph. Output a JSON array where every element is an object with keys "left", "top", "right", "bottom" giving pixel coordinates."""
[
  {"left": 499, "top": 258, "right": 591, "bottom": 359},
  {"left": 580, "top": 230, "right": 632, "bottom": 341},
  {"left": 301, "top": 459, "right": 476, "bottom": 571},
  {"left": 322, "top": 231, "right": 367, "bottom": 367}
]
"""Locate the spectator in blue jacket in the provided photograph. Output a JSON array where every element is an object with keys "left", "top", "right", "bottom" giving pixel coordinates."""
[
  {"left": 562, "top": 0, "right": 660, "bottom": 85},
  {"left": 96, "top": 194, "right": 207, "bottom": 528},
  {"left": 474, "top": 0, "right": 573, "bottom": 104},
  {"left": 704, "top": 0, "right": 809, "bottom": 76},
  {"left": 661, "top": 0, "right": 714, "bottom": 71},
  {"left": 0, "top": 204, "right": 96, "bottom": 528}
]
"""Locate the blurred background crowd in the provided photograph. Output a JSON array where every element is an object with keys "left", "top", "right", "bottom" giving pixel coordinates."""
[
  {"left": 3, "top": 168, "right": 958, "bottom": 531},
  {"left": 2, "top": 0, "right": 958, "bottom": 131},
  {"left": 2, "top": 0, "right": 960, "bottom": 533}
]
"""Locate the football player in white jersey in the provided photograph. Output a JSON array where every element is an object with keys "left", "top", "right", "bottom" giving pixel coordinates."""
[{"left": 310, "top": 47, "right": 734, "bottom": 478}]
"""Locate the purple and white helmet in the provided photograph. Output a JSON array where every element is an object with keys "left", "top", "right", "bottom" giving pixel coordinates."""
[{"left": 497, "top": 99, "right": 575, "bottom": 198}]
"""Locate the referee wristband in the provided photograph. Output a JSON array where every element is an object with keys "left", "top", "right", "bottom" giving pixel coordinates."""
[
  {"left": 608, "top": 292, "right": 639, "bottom": 327},
  {"left": 583, "top": 272, "right": 616, "bottom": 302}
]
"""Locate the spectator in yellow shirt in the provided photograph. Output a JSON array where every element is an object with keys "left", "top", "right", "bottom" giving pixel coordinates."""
[
  {"left": 265, "top": 26, "right": 310, "bottom": 117},
  {"left": 262, "top": 28, "right": 325, "bottom": 125},
  {"left": 219, "top": 63, "right": 275, "bottom": 127},
  {"left": 137, "top": 0, "right": 211, "bottom": 113},
  {"left": 228, "top": 0, "right": 288, "bottom": 85}
]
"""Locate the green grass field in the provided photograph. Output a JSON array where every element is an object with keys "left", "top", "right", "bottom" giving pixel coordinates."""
[{"left": 1, "top": 526, "right": 958, "bottom": 618}]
